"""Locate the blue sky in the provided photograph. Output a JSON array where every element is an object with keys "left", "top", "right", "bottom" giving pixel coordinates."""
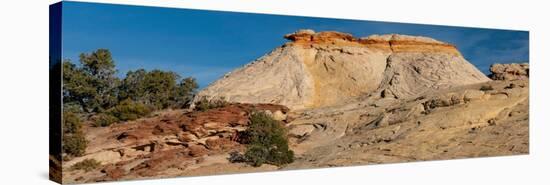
[{"left": 61, "top": 2, "right": 529, "bottom": 88}]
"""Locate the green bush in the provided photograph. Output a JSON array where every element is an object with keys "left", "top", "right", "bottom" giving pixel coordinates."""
[
  {"left": 119, "top": 69, "right": 199, "bottom": 109},
  {"left": 92, "top": 113, "right": 119, "bottom": 127},
  {"left": 228, "top": 151, "right": 247, "bottom": 163},
  {"left": 172, "top": 77, "right": 199, "bottom": 109},
  {"left": 63, "top": 111, "right": 82, "bottom": 134},
  {"left": 91, "top": 100, "right": 152, "bottom": 126},
  {"left": 63, "top": 111, "right": 88, "bottom": 156},
  {"left": 243, "top": 112, "right": 294, "bottom": 167},
  {"left": 107, "top": 99, "right": 152, "bottom": 121},
  {"left": 71, "top": 159, "right": 101, "bottom": 172},
  {"left": 194, "top": 97, "right": 228, "bottom": 112},
  {"left": 244, "top": 145, "right": 268, "bottom": 167},
  {"left": 63, "top": 132, "right": 88, "bottom": 157}
]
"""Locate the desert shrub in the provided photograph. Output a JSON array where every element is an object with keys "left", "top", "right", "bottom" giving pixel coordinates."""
[
  {"left": 107, "top": 99, "right": 152, "bottom": 121},
  {"left": 63, "top": 132, "right": 88, "bottom": 157},
  {"left": 242, "top": 112, "right": 294, "bottom": 167},
  {"left": 71, "top": 159, "right": 101, "bottom": 172},
  {"left": 194, "top": 97, "right": 228, "bottom": 112},
  {"left": 63, "top": 102, "right": 84, "bottom": 114},
  {"left": 62, "top": 111, "right": 88, "bottom": 156},
  {"left": 480, "top": 85, "right": 494, "bottom": 91},
  {"left": 92, "top": 113, "right": 119, "bottom": 127},
  {"left": 228, "top": 151, "right": 247, "bottom": 163},
  {"left": 63, "top": 111, "right": 82, "bottom": 134},
  {"left": 244, "top": 145, "right": 269, "bottom": 167},
  {"left": 172, "top": 77, "right": 199, "bottom": 108},
  {"left": 119, "top": 69, "right": 199, "bottom": 109}
]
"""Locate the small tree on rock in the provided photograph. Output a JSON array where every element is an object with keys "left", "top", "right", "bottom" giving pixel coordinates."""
[{"left": 242, "top": 112, "right": 294, "bottom": 167}]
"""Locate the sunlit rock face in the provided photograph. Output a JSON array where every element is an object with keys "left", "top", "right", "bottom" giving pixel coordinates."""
[{"left": 195, "top": 29, "right": 490, "bottom": 110}]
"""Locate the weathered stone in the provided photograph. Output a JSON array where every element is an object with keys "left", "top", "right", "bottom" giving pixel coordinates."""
[
  {"left": 102, "top": 165, "right": 125, "bottom": 179},
  {"left": 188, "top": 144, "right": 208, "bottom": 157},
  {"left": 194, "top": 30, "right": 489, "bottom": 110},
  {"left": 463, "top": 90, "right": 485, "bottom": 102},
  {"left": 289, "top": 125, "right": 315, "bottom": 137},
  {"left": 205, "top": 138, "right": 235, "bottom": 150},
  {"left": 272, "top": 110, "right": 287, "bottom": 121},
  {"left": 489, "top": 63, "right": 529, "bottom": 80}
]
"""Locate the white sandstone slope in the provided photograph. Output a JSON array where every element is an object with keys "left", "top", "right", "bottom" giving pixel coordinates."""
[{"left": 194, "top": 29, "right": 490, "bottom": 110}]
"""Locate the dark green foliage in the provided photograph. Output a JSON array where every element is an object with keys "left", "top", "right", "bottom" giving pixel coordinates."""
[
  {"left": 62, "top": 61, "right": 97, "bottom": 112},
  {"left": 62, "top": 133, "right": 88, "bottom": 157},
  {"left": 243, "top": 112, "right": 294, "bottom": 167},
  {"left": 63, "top": 49, "right": 199, "bottom": 124},
  {"left": 174, "top": 77, "right": 199, "bottom": 108},
  {"left": 62, "top": 111, "right": 88, "bottom": 157},
  {"left": 107, "top": 99, "right": 152, "bottom": 122},
  {"left": 79, "top": 49, "right": 116, "bottom": 77},
  {"left": 92, "top": 113, "right": 119, "bottom": 127},
  {"left": 118, "top": 69, "right": 147, "bottom": 104},
  {"left": 63, "top": 49, "right": 119, "bottom": 113},
  {"left": 228, "top": 151, "right": 247, "bottom": 163},
  {"left": 79, "top": 49, "right": 120, "bottom": 112},
  {"left": 92, "top": 99, "right": 152, "bottom": 127},
  {"left": 244, "top": 145, "right": 269, "bottom": 167},
  {"left": 70, "top": 159, "right": 101, "bottom": 172},
  {"left": 119, "top": 69, "right": 199, "bottom": 109},
  {"left": 194, "top": 97, "right": 229, "bottom": 112},
  {"left": 119, "top": 69, "right": 177, "bottom": 109},
  {"left": 141, "top": 70, "right": 179, "bottom": 109},
  {"left": 62, "top": 111, "right": 82, "bottom": 134},
  {"left": 63, "top": 102, "right": 84, "bottom": 114}
]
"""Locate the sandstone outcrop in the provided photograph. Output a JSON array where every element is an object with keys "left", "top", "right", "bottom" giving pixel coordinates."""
[
  {"left": 489, "top": 63, "right": 529, "bottom": 80},
  {"left": 284, "top": 78, "right": 528, "bottom": 168},
  {"left": 195, "top": 29, "right": 490, "bottom": 110},
  {"left": 62, "top": 103, "right": 288, "bottom": 183},
  {"left": 61, "top": 30, "right": 528, "bottom": 183}
]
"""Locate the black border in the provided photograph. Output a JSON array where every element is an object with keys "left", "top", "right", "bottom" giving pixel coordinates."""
[{"left": 49, "top": 2, "right": 62, "bottom": 184}]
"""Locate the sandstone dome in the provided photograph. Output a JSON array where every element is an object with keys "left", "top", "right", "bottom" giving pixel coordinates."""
[{"left": 194, "top": 29, "right": 490, "bottom": 110}]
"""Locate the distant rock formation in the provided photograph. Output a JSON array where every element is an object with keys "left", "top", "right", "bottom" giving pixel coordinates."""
[
  {"left": 195, "top": 29, "right": 490, "bottom": 110},
  {"left": 489, "top": 63, "right": 529, "bottom": 80}
]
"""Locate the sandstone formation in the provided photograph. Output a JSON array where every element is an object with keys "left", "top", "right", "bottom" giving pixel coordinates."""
[
  {"left": 62, "top": 103, "right": 288, "bottom": 183},
  {"left": 64, "top": 77, "right": 528, "bottom": 184},
  {"left": 489, "top": 63, "right": 529, "bottom": 80},
  {"left": 61, "top": 30, "right": 528, "bottom": 183},
  {"left": 194, "top": 29, "right": 490, "bottom": 110},
  {"left": 284, "top": 78, "right": 528, "bottom": 168}
]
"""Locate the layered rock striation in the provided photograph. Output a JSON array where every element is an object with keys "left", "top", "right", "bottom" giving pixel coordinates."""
[
  {"left": 62, "top": 103, "right": 289, "bottom": 183},
  {"left": 195, "top": 29, "right": 490, "bottom": 110}
]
